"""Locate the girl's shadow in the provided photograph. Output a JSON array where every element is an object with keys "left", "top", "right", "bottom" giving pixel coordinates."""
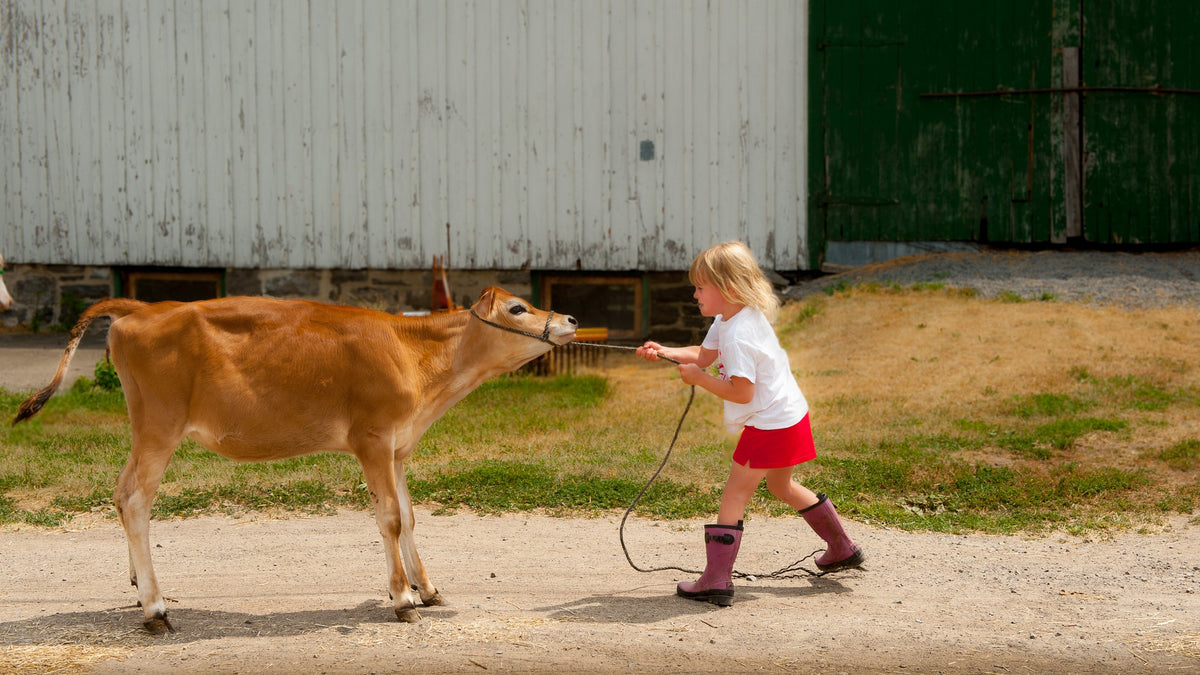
[{"left": 533, "top": 573, "right": 855, "bottom": 625}]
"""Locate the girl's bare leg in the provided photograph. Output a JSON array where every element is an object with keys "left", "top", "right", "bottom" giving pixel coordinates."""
[
  {"left": 717, "top": 461, "right": 769, "bottom": 525},
  {"left": 764, "top": 467, "right": 820, "bottom": 511}
]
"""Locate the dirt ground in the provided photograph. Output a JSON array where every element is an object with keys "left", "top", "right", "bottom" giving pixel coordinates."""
[{"left": 1, "top": 508, "right": 1198, "bottom": 674}]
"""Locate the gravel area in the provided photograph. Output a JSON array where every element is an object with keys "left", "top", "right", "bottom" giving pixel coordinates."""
[{"left": 785, "top": 248, "right": 1200, "bottom": 309}]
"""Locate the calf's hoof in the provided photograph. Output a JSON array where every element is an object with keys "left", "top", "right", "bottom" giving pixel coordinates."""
[
  {"left": 395, "top": 606, "right": 421, "bottom": 623},
  {"left": 422, "top": 591, "right": 445, "bottom": 607},
  {"left": 143, "top": 614, "right": 176, "bottom": 635}
]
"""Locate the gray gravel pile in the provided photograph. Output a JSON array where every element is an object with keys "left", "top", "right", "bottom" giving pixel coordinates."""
[{"left": 784, "top": 249, "right": 1200, "bottom": 309}]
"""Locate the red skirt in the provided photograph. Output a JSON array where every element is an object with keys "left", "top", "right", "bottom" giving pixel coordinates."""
[{"left": 732, "top": 415, "right": 817, "bottom": 469}]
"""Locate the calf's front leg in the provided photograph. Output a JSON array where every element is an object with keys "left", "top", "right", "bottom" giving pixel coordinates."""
[
  {"left": 395, "top": 459, "right": 443, "bottom": 607},
  {"left": 359, "top": 451, "right": 421, "bottom": 622}
]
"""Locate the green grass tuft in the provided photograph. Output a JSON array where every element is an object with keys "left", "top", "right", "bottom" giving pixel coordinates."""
[
  {"left": 1159, "top": 440, "right": 1200, "bottom": 471},
  {"left": 408, "top": 460, "right": 719, "bottom": 518}
]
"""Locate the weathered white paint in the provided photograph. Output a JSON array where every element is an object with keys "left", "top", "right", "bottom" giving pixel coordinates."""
[{"left": 0, "top": 0, "right": 809, "bottom": 271}]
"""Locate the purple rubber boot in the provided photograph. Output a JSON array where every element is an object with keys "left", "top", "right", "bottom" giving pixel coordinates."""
[
  {"left": 800, "top": 493, "right": 865, "bottom": 572},
  {"left": 677, "top": 521, "right": 743, "bottom": 606}
]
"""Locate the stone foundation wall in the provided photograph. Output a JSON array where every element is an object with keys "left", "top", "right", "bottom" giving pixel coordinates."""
[
  {"left": 0, "top": 265, "right": 707, "bottom": 345},
  {"left": 0, "top": 265, "right": 116, "bottom": 331},
  {"left": 645, "top": 272, "right": 709, "bottom": 346},
  {"left": 224, "top": 267, "right": 534, "bottom": 316}
]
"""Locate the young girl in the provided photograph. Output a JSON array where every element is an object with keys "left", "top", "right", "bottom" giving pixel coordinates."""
[{"left": 636, "top": 241, "right": 863, "bottom": 606}]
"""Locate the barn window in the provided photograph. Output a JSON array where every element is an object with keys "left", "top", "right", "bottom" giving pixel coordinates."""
[
  {"left": 535, "top": 273, "right": 645, "bottom": 341},
  {"left": 119, "top": 268, "right": 223, "bottom": 303}
]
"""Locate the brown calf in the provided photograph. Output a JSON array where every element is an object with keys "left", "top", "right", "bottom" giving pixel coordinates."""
[{"left": 14, "top": 287, "right": 577, "bottom": 633}]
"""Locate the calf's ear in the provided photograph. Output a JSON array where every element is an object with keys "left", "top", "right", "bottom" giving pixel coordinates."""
[{"left": 474, "top": 286, "right": 498, "bottom": 315}]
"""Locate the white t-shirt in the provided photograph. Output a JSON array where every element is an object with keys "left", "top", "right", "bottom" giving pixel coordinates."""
[{"left": 701, "top": 307, "right": 809, "bottom": 433}]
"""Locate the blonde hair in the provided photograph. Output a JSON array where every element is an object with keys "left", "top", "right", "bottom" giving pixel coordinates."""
[{"left": 689, "top": 241, "right": 780, "bottom": 323}]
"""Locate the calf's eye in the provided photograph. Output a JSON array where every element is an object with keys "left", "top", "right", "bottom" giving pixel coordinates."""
[{"left": 508, "top": 305, "right": 527, "bottom": 315}]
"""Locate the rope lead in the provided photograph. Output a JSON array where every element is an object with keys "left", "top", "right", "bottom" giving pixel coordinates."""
[
  {"left": 614, "top": 381, "right": 826, "bottom": 580},
  {"left": 471, "top": 314, "right": 828, "bottom": 580}
]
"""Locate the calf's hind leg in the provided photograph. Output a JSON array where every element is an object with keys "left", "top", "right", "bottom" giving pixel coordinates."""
[{"left": 114, "top": 438, "right": 178, "bottom": 634}]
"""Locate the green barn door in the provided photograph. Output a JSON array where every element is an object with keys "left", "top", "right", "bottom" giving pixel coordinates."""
[
  {"left": 809, "top": 0, "right": 1058, "bottom": 267},
  {"left": 1081, "top": 1, "right": 1200, "bottom": 244},
  {"left": 810, "top": 1, "right": 1200, "bottom": 266}
]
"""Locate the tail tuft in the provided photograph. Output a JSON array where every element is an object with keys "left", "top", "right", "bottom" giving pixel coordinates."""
[
  {"left": 10, "top": 297, "right": 144, "bottom": 426},
  {"left": 13, "top": 389, "right": 54, "bottom": 425}
]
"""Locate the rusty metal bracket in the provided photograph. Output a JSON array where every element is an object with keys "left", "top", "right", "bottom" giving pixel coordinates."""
[{"left": 921, "top": 85, "right": 1200, "bottom": 98}]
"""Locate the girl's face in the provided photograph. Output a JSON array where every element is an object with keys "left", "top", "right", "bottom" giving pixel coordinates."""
[{"left": 693, "top": 279, "right": 742, "bottom": 318}]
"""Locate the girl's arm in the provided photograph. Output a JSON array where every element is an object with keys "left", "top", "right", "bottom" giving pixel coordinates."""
[
  {"left": 638, "top": 341, "right": 750, "bottom": 402},
  {"left": 680, "top": 368, "right": 754, "bottom": 404},
  {"left": 637, "top": 342, "right": 749, "bottom": 401},
  {"left": 635, "top": 342, "right": 715, "bottom": 366}
]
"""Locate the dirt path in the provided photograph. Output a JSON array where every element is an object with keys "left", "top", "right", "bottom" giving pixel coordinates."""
[
  {"left": 2, "top": 509, "right": 1197, "bottom": 673},
  {"left": 0, "top": 332, "right": 108, "bottom": 393}
]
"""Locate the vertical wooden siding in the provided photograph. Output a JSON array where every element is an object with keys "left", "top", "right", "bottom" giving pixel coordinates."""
[
  {"left": 810, "top": 0, "right": 1057, "bottom": 249},
  {"left": 1082, "top": 0, "right": 1200, "bottom": 244},
  {"left": 0, "top": 0, "right": 809, "bottom": 271},
  {"left": 809, "top": 0, "right": 1200, "bottom": 252}
]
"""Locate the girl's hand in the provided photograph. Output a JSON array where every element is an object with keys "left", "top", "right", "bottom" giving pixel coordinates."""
[
  {"left": 677, "top": 363, "right": 704, "bottom": 386},
  {"left": 636, "top": 341, "right": 666, "bottom": 362}
]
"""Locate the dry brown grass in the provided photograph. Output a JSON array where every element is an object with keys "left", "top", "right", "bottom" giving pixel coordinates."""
[
  {"left": 784, "top": 290, "right": 1200, "bottom": 450},
  {"left": 0, "top": 644, "right": 130, "bottom": 674},
  {"left": 1140, "top": 633, "right": 1200, "bottom": 658},
  {"left": 0, "top": 620, "right": 144, "bottom": 674}
]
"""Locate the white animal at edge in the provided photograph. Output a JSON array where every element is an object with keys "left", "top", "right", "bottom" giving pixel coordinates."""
[{"left": 0, "top": 253, "right": 13, "bottom": 310}]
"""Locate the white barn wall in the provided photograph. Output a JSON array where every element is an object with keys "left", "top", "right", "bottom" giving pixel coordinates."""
[{"left": 0, "top": 0, "right": 809, "bottom": 272}]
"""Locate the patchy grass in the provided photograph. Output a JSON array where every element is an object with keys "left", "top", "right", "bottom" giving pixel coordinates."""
[{"left": 2, "top": 286, "right": 1199, "bottom": 535}]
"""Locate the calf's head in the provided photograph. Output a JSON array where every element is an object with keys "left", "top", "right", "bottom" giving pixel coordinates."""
[{"left": 469, "top": 287, "right": 578, "bottom": 363}]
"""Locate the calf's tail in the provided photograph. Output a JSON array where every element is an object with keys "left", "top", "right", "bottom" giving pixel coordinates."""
[{"left": 13, "top": 298, "right": 146, "bottom": 425}]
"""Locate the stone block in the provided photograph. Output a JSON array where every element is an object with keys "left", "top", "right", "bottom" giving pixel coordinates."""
[
  {"left": 265, "top": 270, "right": 321, "bottom": 297},
  {"left": 225, "top": 269, "right": 262, "bottom": 296}
]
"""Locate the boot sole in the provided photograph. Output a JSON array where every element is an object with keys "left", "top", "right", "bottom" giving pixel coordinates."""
[
  {"left": 816, "top": 548, "right": 865, "bottom": 572},
  {"left": 677, "top": 588, "right": 734, "bottom": 607}
]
